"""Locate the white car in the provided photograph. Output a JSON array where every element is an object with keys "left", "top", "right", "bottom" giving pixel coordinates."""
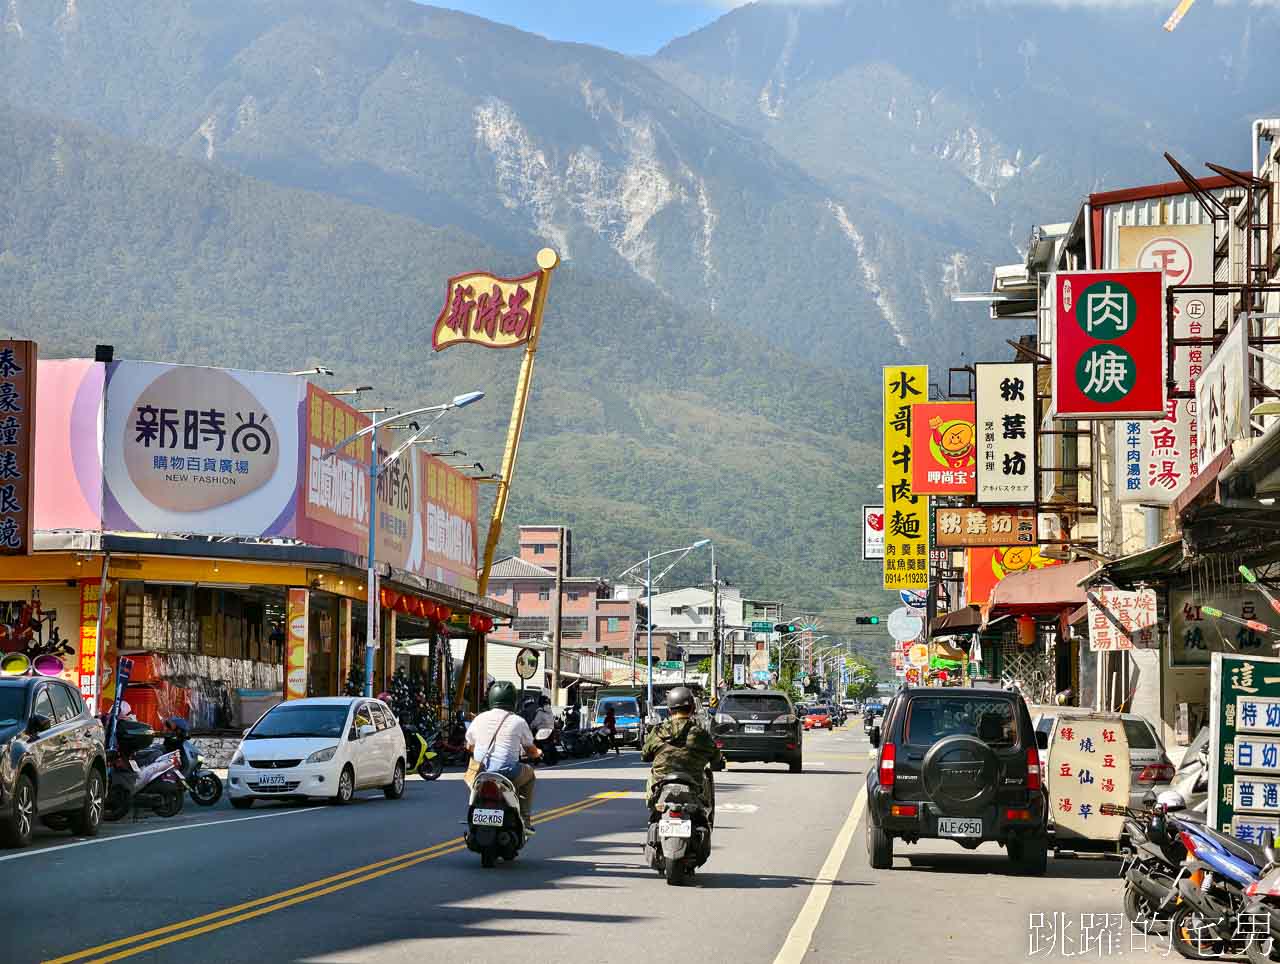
[{"left": 227, "top": 697, "right": 407, "bottom": 808}]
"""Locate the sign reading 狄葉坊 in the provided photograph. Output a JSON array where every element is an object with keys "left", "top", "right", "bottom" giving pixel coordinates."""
[
  {"left": 1046, "top": 716, "right": 1130, "bottom": 841},
  {"left": 911, "top": 401, "right": 976, "bottom": 496},
  {"left": 1087, "top": 588, "right": 1157, "bottom": 651},
  {"left": 0, "top": 342, "right": 36, "bottom": 555},
  {"left": 1115, "top": 226, "right": 1212, "bottom": 503},
  {"left": 862, "top": 505, "right": 884, "bottom": 561},
  {"left": 882, "top": 366, "right": 930, "bottom": 590},
  {"left": 975, "top": 362, "right": 1035, "bottom": 505},
  {"left": 1196, "top": 320, "right": 1250, "bottom": 473},
  {"left": 432, "top": 270, "right": 545, "bottom": 351},
  {"left": 1210, "top": 653, "right": 1280, "bottom": 841},
  {"left": 1051, "top": 270, "right": 1166, "bottom": 419},
  {"left": 103, "top": 362, "right": 303, "bottom": 537},
  {"left": 935, "top": 506, "right": 1035, "bottom": 548}
]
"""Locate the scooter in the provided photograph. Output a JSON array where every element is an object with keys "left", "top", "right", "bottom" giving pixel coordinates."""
[
  {"left": 464, "top": 735, "right": 547, "bottom": 869},
  {"left": 404, "top": 722, "right": 445, "bottom": 781},
  {"left": 533, "top": 721, "right": 562, "bottom": 767},
  {"left": 105, "top": 747, "right": 188, "bottom": 820},
  {"left": 1242, "top": 833, "right": 1280, "bottom": 963},
  {"left": 161, "top": 722, "right": 222, "bottom": 806},
  {"left": 434, "top": 716, "right": 471, "bottom": 767},
  {"left": 1104, "top": 792, "right": 1189, "bottom": 934},
  {"left": 645, "top": 769, "right": 714, "bottom": 887}
]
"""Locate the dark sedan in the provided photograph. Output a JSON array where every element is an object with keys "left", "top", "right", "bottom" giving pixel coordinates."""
[{"left": 712, "top": 690, "right": 803, "bottom": 773}]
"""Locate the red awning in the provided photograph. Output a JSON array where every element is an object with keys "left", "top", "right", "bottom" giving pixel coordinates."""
[{"left": 987, "top": 561, "right": 1098, "bottom": 616}]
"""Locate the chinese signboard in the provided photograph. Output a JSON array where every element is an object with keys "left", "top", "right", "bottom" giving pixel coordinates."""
[
  {"left": 911, "top": 401, "right": 976, "bottom": 495},
  {"left": 1171, "top": 589, "right": 1280, "bottom": 666},
  {"left": 862, "top": 505, "right": 884, "bottom": 561},
  {"left": 935, "top": 507, "right": 1035, "bottom": 548},
  {"left": 1086, "top": 588, "right": 1157, "bottom": 651},
  {"left": 1210, "top": 653, "right": 1280, "bottom": 838},
  {"left": 964, "top": 546, "right": 1060, "bottom": 606},
  {"left": 1051, "top": 270, "right": 1166, "bottom": 419},
  {"left": 1196, "top": 319, "right": 1250, "bottom": 473},
  {"left": 78, "top": 578, "right": 116, "bottom": 705},
  {"left": 1115, "top": 225, "right": 1212, "bottom": 503},
  {"left": 1046, "top": 716, "right": 1131, "bottom": 841},
  {"left": 882, "top": 366, "right": 930, "bottom": 590},
  {"left": 302, "top": 383, "right": 371, "bottom": 542},
  {"left": 285, "top": 589, "right": 308, "bottom": 701},
  {"left": 975, "top": 362, "right": 1035, "bottom": 505},
  {"left": 0, "top": 342, "right": 36, "bottom": 554},
  {"left": 432, "top": 269, "right": 545, "bottom": 351},
  {"left": 102, "top": 362, "right": 303, "bottom": 538}
]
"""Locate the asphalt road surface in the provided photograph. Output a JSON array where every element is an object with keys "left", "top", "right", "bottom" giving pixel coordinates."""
[{"left": 9, "top": 723, "right": 1175, "bottom": 963}]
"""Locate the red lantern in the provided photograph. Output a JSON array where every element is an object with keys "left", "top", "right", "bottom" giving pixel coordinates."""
[
  {"left": 380, "top": 588, "right": 398, "bottom": 610},
  {"left": 437, "top": 604, "right": 453, "bottom": 622},
  {"left": 481, "top": 617, "right": 494, "bottom": 633},
  {"left": 421, "top": 600, "right": 436, "bottom": 621},
  {"left": 1016, "top": 615, "right": 1037, "bottom": 647},
  {"left": 395, "top": 595, "right": 412, "bottom": 615}
]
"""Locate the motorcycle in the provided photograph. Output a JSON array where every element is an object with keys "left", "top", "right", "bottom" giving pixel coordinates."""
[
  {"left": 1104, "top": 793, "right": 1188, "bottom": 934},
  {"left": 161, "top": 721, "right": 222, "bottom": 806},
  {"left": 104, "top": 720, "right": 189, "bottom": 821},
  {"left": 1242, "top": 833, "right": 1280, "bottom": 963},
  {"left": 403, "top": 722, "right": 445, "bottom": 781},
  {"left": 645, "top": 769, "right": 714, "bottom": 887},
  {"left": 464, "top": 736, "right": 546, "bottom": 869},
  {"left": 532, "top": 720, "right": 562, "bottom": 767}
]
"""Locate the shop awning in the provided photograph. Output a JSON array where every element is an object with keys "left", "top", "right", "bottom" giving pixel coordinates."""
[
  {"left": 1082, "top": 539, "right": 1184, "bottom": 589},
  {"left": 988, "top": 561, "right": 1097, "bottom": 615},
  {"left": 930, "top": 605, "right": 983, "bottom": 639}
]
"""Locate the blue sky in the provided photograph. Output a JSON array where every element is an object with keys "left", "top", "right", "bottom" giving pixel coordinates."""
[{"left": 427, "top": 1, "right": 737, "bottom": 55}]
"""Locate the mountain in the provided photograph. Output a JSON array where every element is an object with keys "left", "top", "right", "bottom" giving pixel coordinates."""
[
  {"left": 0, "top": 0, "right": 1000, "bottom": 370},
  {"left": 0, "top": 103, "right": 882, "bottom": 612}
]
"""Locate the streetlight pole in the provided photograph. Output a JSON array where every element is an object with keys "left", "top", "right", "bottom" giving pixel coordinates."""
[{"left": 323, "top": 391, "right": 484, "bottom": 696}]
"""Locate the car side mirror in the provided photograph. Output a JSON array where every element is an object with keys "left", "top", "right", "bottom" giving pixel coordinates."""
[
  {"left": 1036, "top": 731, "right": 1049, "bottom": 750},
  {"left": 28, "top": 713, "right": 52, "bottom": 736},
  {"left": 869, "top": 725, "right": 881, "bottom": 748},
  {"left": 358, "top": 724, "right": 376, "bottom": 740}
]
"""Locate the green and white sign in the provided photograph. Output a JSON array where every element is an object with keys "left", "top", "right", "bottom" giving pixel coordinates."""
[
  {"left": 750, "top": 621, "right": 774, "bottom": 633},
  {"left": 1210, "top": 652, "right": 1280, "bottom": 843}
]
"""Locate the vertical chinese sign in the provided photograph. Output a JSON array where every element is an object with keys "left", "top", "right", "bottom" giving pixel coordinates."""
[
  {"left": 910, "top": 401, "right": 976, "bottom": 495},
  {"left": 862, "top": 505, "right": 884, "bottom": 561},
  {"left": 285, "top": 588, "right": 309, "bottom": 701},
  {"left": 882, "top": 365, "right": 929, "bottom": 590},
  {"left": 975, "top": 362, "right": 1035, "bottom": 505},
  {"left": 0, "top": 341, "right": 36, "bottom": 554},
  {"left": 1046, "top": 716, "right": 1131, "bottom": 840},
  {"left": 79, "top": 578, "right": 117, "bottom": 708},
  {"left": 1210, "top": 653, "right": 1280, "bottom": 840},
  {"left": 1051, "top": 269, "right": 1166, "bottom": 419},
  {"left": 1116, "top": 226, "right": 1212, "bottom": 503},
  {"left": 1086, "top": 588, "right": 1157, "bottom": 651}
]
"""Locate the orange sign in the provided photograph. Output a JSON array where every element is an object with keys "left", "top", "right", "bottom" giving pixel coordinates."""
[
  {"left": 0, "top": 341, "right": 36, "bottom": 554},
  {"left": 432, "top": 269, "right": 544, "bottom": 351},
  {"left": 285, "top": 588, "right": 308, "bottom": 701},
  {"left": 78, "top": 578, "right": 117, "bottom": 706},
  {"left": 911, "top": 401, "right": 976, "bottom": 495},
  {"left": 965, "top": 546, "right": 1061, "bottom": 605}
]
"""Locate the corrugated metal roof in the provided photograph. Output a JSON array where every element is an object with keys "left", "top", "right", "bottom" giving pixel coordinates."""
[{"left": 489, "top": 556, "right": 554, "bottom": 579}]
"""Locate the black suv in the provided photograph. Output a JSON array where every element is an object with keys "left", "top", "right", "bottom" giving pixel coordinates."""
[
  {"left": 865, "top": 686, "right": 1049, "bottom": 874},
  {"left": 711, "top": 690, "right": 803, "bottom": 772},
  {"left": 1, "top": 677, "right": 108, "bottom": 847}
]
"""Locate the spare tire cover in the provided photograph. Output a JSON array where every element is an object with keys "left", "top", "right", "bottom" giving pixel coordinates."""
[{"left": 921, "top": 735, "right": 1000, "bottom": 811}]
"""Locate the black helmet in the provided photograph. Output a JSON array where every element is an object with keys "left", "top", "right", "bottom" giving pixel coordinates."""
[
  {"left": 666, "top": 686, "right": 695, "bottom": 713},
  {"left": 488, "top": 680, "right": 517, "bottom": 711}
]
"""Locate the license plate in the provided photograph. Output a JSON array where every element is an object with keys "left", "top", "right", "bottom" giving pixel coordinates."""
[
  {"left": 745, "top": 724, "right": 765, "bottom": 734},
  {"left": 257, "top": 773, "right": 287, "bottom": 787},
  {"left": 659, "top": 818, "right": 692, "bottom": 838},
  {"left": 472, "top": 808, "right": 505, "bottom": 826},
  {"left": 937, "top": 817, "right": 983, "bottom": 838}
]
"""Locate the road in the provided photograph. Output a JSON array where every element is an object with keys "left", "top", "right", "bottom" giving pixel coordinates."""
[{"left": 9, "top": 723, "right": 1172, "bottom": 963}]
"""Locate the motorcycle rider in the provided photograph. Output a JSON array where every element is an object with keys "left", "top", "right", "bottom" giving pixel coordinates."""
[
  {"left": 465, "top": 681, "right": 542, "bottom": 831},
  {"left": 531, "top": 695, "right": 556, "bottom": 735},
  {"left": 641, "top": 686, "right": 721, "bottom": 811}
]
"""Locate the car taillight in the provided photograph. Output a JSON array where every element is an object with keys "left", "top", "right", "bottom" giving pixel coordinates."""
[
  {"left": 1026, "top": 748, "right": 1041, "bottom": 791},
  {"left": 879, "top": 742, "right": 895, "bottom": 788},
  {"left": 715, "top": 739, "right": 725, "bottom": 748},
  {"left": 890, "top": 804, "right": 917, "bottom": 817},
  {"left": 772, "top": 715, "right": 797, "bottom": 725},
  {"left": 1005, "top": 808, "right": 1033, "bottom": 821},
  {"left": 1248, "top": 881, "right": 1261, "bottom": 897},
  {"left": 1137, "top": 763, "right": 1176, "bottom": 784},
  {"left": 668, "top": 810, "right": 683, "bottom": 819},
  {"left": 478, "top": 780, "right": 502, "bottom": 801}
]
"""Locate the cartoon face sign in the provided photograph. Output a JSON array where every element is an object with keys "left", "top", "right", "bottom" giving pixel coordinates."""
[
  {"left": 938, "top": 420, "right": 975, "bottom": 459},
  {"left": 994, "top": 546, "right": 1052, "bottom": 578}
]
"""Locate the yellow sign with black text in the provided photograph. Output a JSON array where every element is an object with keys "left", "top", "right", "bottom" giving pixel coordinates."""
[{"left": 882, "top": 365, "right": 930, "bottom": 590}]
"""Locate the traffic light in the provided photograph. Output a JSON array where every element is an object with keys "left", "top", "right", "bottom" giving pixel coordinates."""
[
  {"left": 855, "top": 616, "right": 881, "bottom": 625},
  {"left": 774, "top": 623, "right": 799, "bottom": 634}
]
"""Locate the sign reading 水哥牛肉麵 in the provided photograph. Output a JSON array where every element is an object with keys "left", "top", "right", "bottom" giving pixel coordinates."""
[{"left": 882, "top": 365, "right": 930, "bottom": 590}]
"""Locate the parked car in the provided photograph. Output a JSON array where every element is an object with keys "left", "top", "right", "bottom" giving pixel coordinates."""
[
  {"left": 1030, "top": 706, "right": 1173, "bottom": 844},
  {"left": 593, "top": 696, "right": 645, "bottom": 747},
  {"left": 227, "top": 697, "right": 407, "bottom": 808},
  {"left": 711, "top": 690, "right": 803, "bottom": 772},
  {"left": 803, "top": 705, "right": 834, "bottom": 731},
  {"left": 1, "top": 677, "right": 107, "bottom": 847},
  {"left": 865, "top": 686, "right": 1049, "bottom": 874}
]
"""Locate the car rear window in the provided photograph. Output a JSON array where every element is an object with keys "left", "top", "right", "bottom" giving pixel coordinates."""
[
  {"left": 905, "top": 696, "right": 1018, "bottom": 747},
  {"left": 721, "top": 695, "right": 790, "bottom": 717},
  {"left": 1122, "top": 718, "right": 1158, "bottom": 750}
]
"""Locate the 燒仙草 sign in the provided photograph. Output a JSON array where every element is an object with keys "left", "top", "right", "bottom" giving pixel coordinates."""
[
  {"left": 882, "top": 366, "right": 930, "bottom": 590},
  {"left": 1087, "top": 588, "right": 1157, "bottom": 652},
  {"left": 935, "top": 507, "right": 1035, "bottom": 548},
  {"left": 975, "top": 362, "right": 1035, "bottom": 505},
  {"left": 1046, "top": 715, "right": 1130, "bottom": 841},
  {"left": 1051, "top": 270, "right": 1166, "bottom": 419}
]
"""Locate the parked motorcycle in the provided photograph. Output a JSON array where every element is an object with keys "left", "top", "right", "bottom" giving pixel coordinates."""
[
  {"left": 1242, "top": 834, "right": 1280, "bottom": 963},
  {"left": 404, "top": 722, "right": 445, "bottom": 781},
  {"left": 162, "top": 718, "right": 222, "bottom": 806},
  {"left": 104, "top": 720, "right": 188, "bottom": 821},
  {"left": 434, "top": 716, "right": 471, "bottom": 767},
  {"left": 1104, "top": 792, "right": 1188, "bottom": 934},
  {"left": 645, "top": 769, "right": 714, "bottom": 886}
]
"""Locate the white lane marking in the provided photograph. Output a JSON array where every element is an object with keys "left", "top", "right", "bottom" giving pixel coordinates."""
[
  {"left": 0, "top": 805, "right": 323, "bottom": 863},
  {"left": 806, "top": 761, "right": 827, "bottom": 767},
  {"left": 772, "top": 786, "right": 868, "bottom": 964},
  {"left": 717, "top": 803, "right": 759, "bottom": 813}
]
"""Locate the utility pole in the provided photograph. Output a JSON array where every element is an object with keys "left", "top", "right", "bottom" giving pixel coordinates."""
[
  {"left": 710, "top": 545, "right": 720, "bottom": 701},
  {"left": 550, "top": 526, "right": 565, "bottom": 703}
]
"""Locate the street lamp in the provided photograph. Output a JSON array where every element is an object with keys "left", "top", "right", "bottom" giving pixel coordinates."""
[
  {"left": 323, "top": 390, "right": 485, "bottom": 696},
  {"left": 290, "top": 366, "right": 334, "bottom": 377},
  {"left": 618, "top": 538, "right": 712, "bottom": 712},
  {"left": 331, "top": 385, "right": 374, "bottom": 397}
]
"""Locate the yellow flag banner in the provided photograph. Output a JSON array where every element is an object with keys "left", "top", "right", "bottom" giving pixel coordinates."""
[{"left": 883, "top": 365, "right": 930, "bottom": 590}]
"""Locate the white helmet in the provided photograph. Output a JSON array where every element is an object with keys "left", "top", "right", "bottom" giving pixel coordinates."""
[
  {"left": 118, "top": 700, "right": 134, "bottom": 720},
  {"left": 1156, "top": 789, "right": 1186, "bottom": 811}
]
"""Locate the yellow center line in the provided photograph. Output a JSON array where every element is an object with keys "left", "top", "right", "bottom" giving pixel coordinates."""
[{"left": 46, "top": 793, "right": 617, "bottom": 964}]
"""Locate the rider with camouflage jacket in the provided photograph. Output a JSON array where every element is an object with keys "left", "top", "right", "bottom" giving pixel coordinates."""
[{"left": 641, "top": 687, "right": 721, "bottom": 809}]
